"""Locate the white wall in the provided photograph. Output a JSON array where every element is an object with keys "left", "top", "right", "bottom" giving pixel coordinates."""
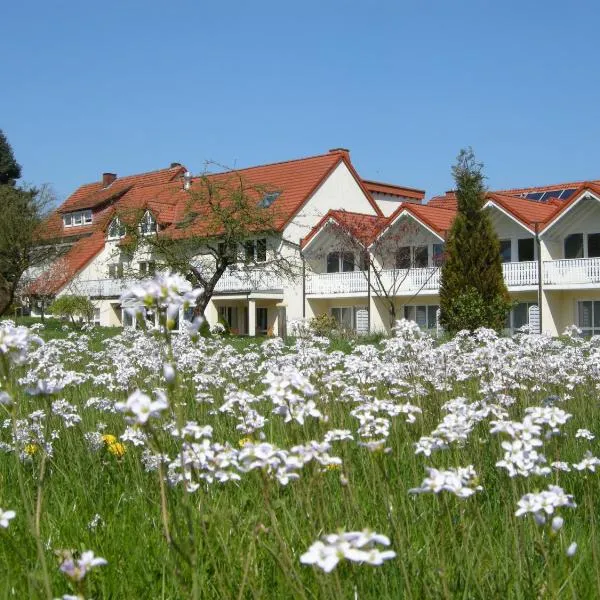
[
  {"left": 283, "top": 162, "right": 379, "bottom": 245},
  {"left": 372, "top": 193, "right": 417, "bottom": 217}
]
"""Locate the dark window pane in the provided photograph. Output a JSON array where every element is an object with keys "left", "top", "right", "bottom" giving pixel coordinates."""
[
  {"left": 396, "top": 247, "right": 411, "bottom": 269},
  {"left": 404, "top": 305, "right": 414, "bottom": 321},
  {"left": 428, "top": 306, "right": 439, "bottom": 329},
  {"left": 415, "top": 305, "right": 427, "bottom": 328},
  {"left": 513, "top": 303, "right": 528, "bottom": 329},
  {"left": 525, "top": 192, "right": 544, "bottom": 201},
  {"left": 414, "top": 246, "right": 428, "bottom": 268},
  {"left": 565, "top": 234, "right": 584, "bottom": 259},
  {"left": 579, "top": 301, "right": 593, "bottom": 328},
  {"left": 518, "top": 238, "right": 535, "bottom": 262},
  {"left": 244, "top": 241, "right": 255, "bottom": 262},
  {"left": 500, "top": 240, "right": 512, "bottom": 263},
  {"left": 256, "top": 239, "right": 267, "bottom": 262},
  {"left": 432, "top": 244, "right": 445, "bottom": 266},
  {"left": 588, "top": 234, "right": 600, "bottom": 258},
  {"left": 327, "top": 252, "right": 340, "bottom": 273},
  {"left": 342, "top": 252, "right": 354, "bottom": 272},
  {"left": 595, "top": 302, "right": 600, "bottom": 329}
]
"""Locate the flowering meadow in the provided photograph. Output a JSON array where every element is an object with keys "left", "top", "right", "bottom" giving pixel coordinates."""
[{"left": 1, "top": 278, "right": 600, "bottom": 598}]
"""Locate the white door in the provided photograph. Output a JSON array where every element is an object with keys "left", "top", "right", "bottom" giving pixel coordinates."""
[{"left": 355, "top": 306, "right": 369, "bottom": 335}]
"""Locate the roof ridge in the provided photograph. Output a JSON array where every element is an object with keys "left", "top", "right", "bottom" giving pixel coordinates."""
[
  {"left": 330, "top": 208, "right": 385, "bottom": 218},
  {"left": 194, "top": 151, "right": 341, "bottom": 178},
  {"left": 362, "top": 179, "right": 425, "bottom": 193},
  {"left": 495, "top": 178, "right": 600, "bottom": 194}
]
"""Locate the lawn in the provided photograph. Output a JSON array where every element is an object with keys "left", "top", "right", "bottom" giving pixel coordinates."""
[{"left": 0, "top": 316, "right": 598, "bottom": 599}]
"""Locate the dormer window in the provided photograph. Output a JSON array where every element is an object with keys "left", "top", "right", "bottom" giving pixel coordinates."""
[
  {"left": 139, "top": 211, "right": 157, "bottom": 235},
  {"left": 259, "top": 192, "right": 280, "bottom": 208},
  {"left": 63, "top": 210, "right": 92, "bottom": 228},
  {"left": 107, "top": 217, "right": 126, "bottom": 240}
]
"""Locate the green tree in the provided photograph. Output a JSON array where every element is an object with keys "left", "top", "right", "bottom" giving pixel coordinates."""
[
  {"left": 0, "top": 129, "right": 22, "bottom": 185},
  {"left": 0, "top": 131, "right": 53, "bottom": 317},
  {"left": 439, "top": 148, "right": 512, "bottom": 333},
  {"left": 50, "top": 295, "right": 95, "bottom": 326}
]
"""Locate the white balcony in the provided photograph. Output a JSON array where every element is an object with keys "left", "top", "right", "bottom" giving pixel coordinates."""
[
  {"left": 305, "top": 271, "right": 369, "bottom": 295},
  {"left": 213, "top": 270, "right": 283, "bottom": 293},
  {"left": 306, "top": 262, "right": 539, "bottom": 297},
  {"left": 72, "top": 278, "right": 134, "bottom": 298},
  {"left": 543, "top": 257, "right": 600, "bottom": 288}
]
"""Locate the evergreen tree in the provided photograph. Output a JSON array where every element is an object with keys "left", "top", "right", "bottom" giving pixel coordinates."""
[
  {"left": 0, "top": 129, "right": 22, "bottom": 185},
  {"left": 439, "top": 148, "right": 512, "bottom": 333}
]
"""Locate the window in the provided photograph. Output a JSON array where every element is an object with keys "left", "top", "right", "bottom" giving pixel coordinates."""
[
  {"left": 218, "top": 306, "right": 242, "bottom": 333},
  {"left": 108, "top": 218, "right": 126, "bottom": 240},
  {"left": 565, "top": 234, "right": 584, "bottom": 259},
  {"left": 63, "top": 210, "right": 92, "bottom": 228},
  {"left": 413, "top": 246, "right": 428, "bottom": 268},
  {"left": 395, "top": 247, "right": 411, "bottom": 269},
  {"left": 218, "top": 242, "right": 236, "bottom": 260},
  {"left": 518, "top": 238, "right": 535, "bottom": 262},
  {"left": 244, "top": 239, "right": 268, "bottom": 263},
  {"left": 93, "top": 308, "right": 101, "bottom": 324},
  {"left": 258, "top": 192, "right": 280, "bottom": 208},
  {"left": 588, "top": 234, "right": 600, "bottom": 258},
  {"left": 432, "top": 243, "right": 445, "bottom": 266},
  {"left": 404, "top": 305, "right": 439, "bottom": 330},
  {"left": 139, "top": 211, "right": 157, "bottom": 234},
  {"left": 499, "top": 240, "right": 512, "bottom": 263},
  {"left": 578, "top": 301, "right": 600, "bottom": 336},
  {"left": 326, "top": 252, "right": 354, "bottom": 273},
  {"left": 256, "top": 239, "right": 267, "bottom": 262},
  {"left": 108, "top": 263, "right": 124, "bottom": 278},
  {"left": 331, "top": 307, "right": 353, "bottom": 330},
  {"left": 139, "top": 261, "right": 156, "bottom": 276},
  {"left": 256, "top": 307, "right": 268, "bottom": 335}
]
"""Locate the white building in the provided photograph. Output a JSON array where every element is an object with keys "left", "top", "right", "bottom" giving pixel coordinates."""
[{"left": 29, "top": 150, "right": 600, "bottom": 337}]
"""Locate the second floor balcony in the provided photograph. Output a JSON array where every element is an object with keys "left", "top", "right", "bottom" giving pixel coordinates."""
[{"left": 305, "top": 258, "right": 600, "bottom": 297}]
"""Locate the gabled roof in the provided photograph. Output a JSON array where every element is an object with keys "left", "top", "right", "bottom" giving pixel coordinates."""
[
  {"left": 166, "top": 150, "right": 382, "bottom": 238},
  {"left": 539, "top": 183, "right": 600, "bottom": 234},
  {"left": 37, "top": 165, "right": 186, "bottom": 242},
  {"left": 496, "top": 179, "right": 600, "bottom": 198},
  {"left": 301, "top": 209, "right": 387, "bottom": 250},
  {"left": 27, "top": 231, "right": 106, "bottom": 296},
  {"left": 485, "top": 192, "right": 561, "bottom": 230},
  {"left": 362, "top": 179, "right": 425, "bottom": 201}
]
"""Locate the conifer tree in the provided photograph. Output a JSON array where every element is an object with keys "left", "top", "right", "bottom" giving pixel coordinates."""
[
  {"left": 439, "top": 148, "right": 512, "bottom": 333},
  {"left": 0, "top": 129, "right": 22, "bottom": 185}
]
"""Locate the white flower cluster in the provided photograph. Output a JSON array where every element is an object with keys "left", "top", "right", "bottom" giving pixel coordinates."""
[
  {"left": 410, "top": 465, "right": 482, "bottom": 498},
  {"left": 300, "top": 530, "right": 396, "bottom": 572},
  {"left": 515, "top": 485, "right": 576, "bottom": 522},
  {"left": 0, "top": 322, "right": 42, "bottom": 367}
]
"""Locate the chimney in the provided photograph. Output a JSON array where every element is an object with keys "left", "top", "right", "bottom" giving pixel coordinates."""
[
  {"left": 183, "top": 171, "right": 192, "bottom": 190},
  {"left": 102, "top": 172, "right": 117, "bottom": 187},
  {"left": 170, "top": 162, "right": 182, "bottom": 168},
  {"left": 329, "top": 148, "right": 350, "bottom": 161}
]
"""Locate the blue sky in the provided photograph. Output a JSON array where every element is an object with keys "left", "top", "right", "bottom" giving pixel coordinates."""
[{"left": 2, "top": 0, "right": 599, "bottom": 203}]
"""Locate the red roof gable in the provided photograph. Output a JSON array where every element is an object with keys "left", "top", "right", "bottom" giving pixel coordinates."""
[
  {"left": 362, "top": 179, "right": 425, "bottom": 201},
  {"left": 28, "top": 231, "right": 106, "bottom": 296}
]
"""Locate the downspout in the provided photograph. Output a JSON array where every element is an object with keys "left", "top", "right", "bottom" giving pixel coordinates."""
[
  {"left": 367, "top": 257, "right": 371, "bottom": 333},
  {"left": 302, "top": 253, "right": 306, "bottom": 319},
  {"left": 535, "top": 222, "right": 543, "bottom": 334}
]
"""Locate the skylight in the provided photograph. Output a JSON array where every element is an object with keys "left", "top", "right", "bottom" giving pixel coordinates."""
[{"left": 259, "top": 192, "right": 280, "bottom": 208}]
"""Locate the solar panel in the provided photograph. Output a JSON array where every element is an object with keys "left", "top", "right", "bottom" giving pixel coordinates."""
[
  {"left": 560, "top": 188, "right": 577, "bottom": 199},
  {"left": 525, "top": 192, "right": 544, "bottom": 201}
]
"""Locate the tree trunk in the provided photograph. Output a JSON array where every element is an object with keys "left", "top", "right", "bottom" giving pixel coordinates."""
[{"left": 0, "top": 277, "right": 16, "bottom": 318}]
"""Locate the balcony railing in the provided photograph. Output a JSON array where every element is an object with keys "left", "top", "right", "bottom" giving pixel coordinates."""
[
  {"left": 213, "top": 270, "right": 283, "bottom": 293},
  {"left": 73, "top": 270, "right": 283, "bottom": 299},
  {"left": 305, "top": 271, "right": 369, "bottom": 295},
  {"left": 306, "top": 262, "right": 538, "bottom": 296},
  {"left": 543, "top": 258, "right": 600, "bottom": 286}
]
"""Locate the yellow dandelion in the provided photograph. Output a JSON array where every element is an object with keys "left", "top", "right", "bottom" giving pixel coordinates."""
[
  {"left": 102, "top": 434, "right": 117, "bottom": 446},
  {"left": 24, "top": 443, "right": 39, "bottom": 456},
  {"left": 107, "top": 442, "right": 126, "bottom": 458},
  {"left": 325, "top": 463, "right": 340, "bottom": 471},
  {"left": 238, "top": 437, "right": 253, "bottom": 448}
]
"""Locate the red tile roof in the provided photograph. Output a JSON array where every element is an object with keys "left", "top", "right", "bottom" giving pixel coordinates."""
[
  {"left": 362, "top": 179, "right": 425, "bottom": 201},
  {"left": 166, "top": 150, "right": 382, "bottom": 238},
  {"left": 496, "top": 179, "right": 600, "bottom": 197},
  {"left": 37, "top": 165, "right": 185, "bottom": 242},
  {"left": 27, "top": 231, "right": 106, "bottom": 296},
  {"left": 301, "top": 209, "right": 387, "bottom": 249},
  {"left": 485, "top": 192, "right": 561, "bottom": 229}
]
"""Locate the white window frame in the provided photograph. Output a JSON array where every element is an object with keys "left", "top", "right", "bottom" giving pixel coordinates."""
[
  {"left": 63, "top": 210, "right": 93, "bottom": 228},
  {"left": 404, "top": 304, "right": 439, "bottom": 330},
  {"left": 107, "top": 217, "right": 126, "bottom": 240},
  {"left": 139, "top": 211, "right": 157, "bottom": 235},
  {"left": 576, "top": 299, "right": 600, "bottom": 336}
]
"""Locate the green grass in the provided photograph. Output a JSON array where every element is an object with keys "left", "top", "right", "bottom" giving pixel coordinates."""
[{"left": 0, "top": 329, "right": 598, "bottom": 598}]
